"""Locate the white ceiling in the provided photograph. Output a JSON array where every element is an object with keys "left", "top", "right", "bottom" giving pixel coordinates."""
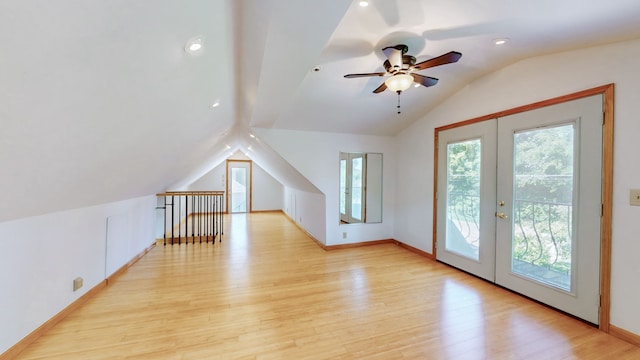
[
  {"left": 247, "top": 0, "right": 640, "bottom": 135},
  {"left": 1, "top": 0, "right": 640, "bottom": 221}
]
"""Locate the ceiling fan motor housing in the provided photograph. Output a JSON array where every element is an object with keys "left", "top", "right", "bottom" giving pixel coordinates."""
[{"left": 384, "top": 55, "right": 417, "bottom": 73}]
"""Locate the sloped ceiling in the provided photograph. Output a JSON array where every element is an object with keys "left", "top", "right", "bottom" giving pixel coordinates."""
[
  {"left": 2, "top": 0, "right": 640, "bottom": 222},
  {"left": 263, "top": 0, "right": 640, "bottom": 135},
  {"left": 0, "top": 0, "right": 236, "bottom": 221}
]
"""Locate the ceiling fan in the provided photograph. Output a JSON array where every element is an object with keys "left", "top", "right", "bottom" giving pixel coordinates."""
[{"left": 344, "top": 44, "right": 462, "bottom": 112}]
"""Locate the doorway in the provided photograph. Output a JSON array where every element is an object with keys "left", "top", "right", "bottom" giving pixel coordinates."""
[
  {"left": 227, "top": 160, "right": 252, "bottom": 213},
  {"left": 435, "top": 91, "right": 610, "bottom": 325}
]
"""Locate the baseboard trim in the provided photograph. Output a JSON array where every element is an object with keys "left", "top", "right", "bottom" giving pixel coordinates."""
[
  {"left": 281, "top": 213, "right": 397, "bottom": 251},
  {"left": 107, "top": 242, "right": 156, "bottom": 285},
  {"left": 324, "top": 239, "right": 397, "bottom": 250},
  {"left": 1, "top": 242, "right": 156, "bottom": 360},
  {"left": 396, "top": 241, "right": 436, "bottom": 260},
  {"left": 279, "top": 212, "right": 437, "bottom": 257},
  {"left": 609, "top": 325, "right": 640, "bottom": 347},
  {"left": 281, "top": 213, "right": 325, "bottom": 248},
  {"left": 0, "top": 280, "right": 107, "bottom": 360},
  {"left": 308, "top": 235, "right": 328, "bottom": 250}
]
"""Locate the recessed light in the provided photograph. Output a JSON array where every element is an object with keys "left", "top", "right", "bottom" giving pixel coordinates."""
[
  {"left": 414, "top": 83, "right": 420, "bottom": 88},
  {"left": 359, "top": 1, "right": 369, "bottom": 7},
  {"left": 249, "top": 133, "right": 256, "bottom": 138},
  {"left": 211, "top": 101, "right": 220, "bottom": 108},
  {"left": 185, "top": 37, "right": 204, "bottom": 54},
  {"left": 493, "top": 38, "right": 509, "bottom": 45}
]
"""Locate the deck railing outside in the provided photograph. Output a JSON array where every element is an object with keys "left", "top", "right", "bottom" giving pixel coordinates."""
[
  {"left": 448, "top": 194, "right": 572, "bottom": 290},
  {"left": 512, "top": 198, "right": 572, "bottom": 290}
]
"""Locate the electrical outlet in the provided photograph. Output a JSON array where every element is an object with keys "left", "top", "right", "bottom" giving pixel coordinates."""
[
  {"left": 73, "top": 277, "right": 83, "bottom": 292},
  {"left": 342, "top": 232, "right": 347, "bottom": 239},
  {"left": 630, "top": 189, "right": 640, "bottom": 206}
]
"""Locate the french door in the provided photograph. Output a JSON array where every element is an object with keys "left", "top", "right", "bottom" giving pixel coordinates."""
[
  {"left": 436, "top": 95, "right": 603, "bottom": 323},
  {"left": 436, "top": 120, "right": 497, "bottom": 282}
]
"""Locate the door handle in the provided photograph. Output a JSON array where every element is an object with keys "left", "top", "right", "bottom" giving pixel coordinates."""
[{"left": 496, "top": 212, "right": 508, "bottom": 219}]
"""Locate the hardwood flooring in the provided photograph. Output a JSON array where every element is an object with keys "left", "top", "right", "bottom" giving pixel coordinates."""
[{"left": 14, "top": 212, "right": 640, "bottom": 359}]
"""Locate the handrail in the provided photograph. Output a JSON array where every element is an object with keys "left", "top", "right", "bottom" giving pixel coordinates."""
[
  {"left": 156, "top": 191, "right": 225, "bottom": 246},
  {"left": 156, "top": 191, "right": 225, "bottom": 196}
]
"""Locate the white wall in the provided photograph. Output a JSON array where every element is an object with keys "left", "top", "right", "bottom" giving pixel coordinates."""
[
  {"left": 395, "top": 38, "right": 640, "bottom": 336},
  {"left": 253, "top": 165, "right": 284, "bottom": 211},
  {"left": 284, "top": 187, "right": 326, "bottom": 243},
  {"left": 185, "top": 161, "right": 284, "bottom": 212},
  {"left": 258, "top": 129, "right": 395, "bottom": 245},
  {"left": 0, "top": 195, "right": 156, "bottom": 354},
  {"left": 185, "top": 162, "right": 228, "bottom": 214},
  {"left": 187, "top": 163, "right": 226, "bottom": 192}
]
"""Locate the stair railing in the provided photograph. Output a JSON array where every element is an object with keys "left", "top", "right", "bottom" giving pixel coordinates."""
[{"left": 156, "top": 191, "right": 225, "bottom": 245}]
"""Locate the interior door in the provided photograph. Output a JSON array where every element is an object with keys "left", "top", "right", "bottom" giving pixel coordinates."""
[
  {"left": 436, "top": 95, "right": 603, "bottom": 323},
  {"left": 436, "top": 120, "right": 497, "bottom": 282},
  {"left": 227, "top": 161, "right": 252, "bottom": 213},
  {"left": 495, "top": 95, "right": 602, "bottom": 324}
]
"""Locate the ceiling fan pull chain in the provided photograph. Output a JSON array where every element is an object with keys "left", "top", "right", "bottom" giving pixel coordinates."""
[{"left": 397, "top": 91, "right": 401, "bottom": 114}]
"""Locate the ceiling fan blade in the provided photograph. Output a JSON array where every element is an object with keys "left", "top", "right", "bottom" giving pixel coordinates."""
[
  {"left": 412, "top": 74, "right": 439, "bottom": 87},
  {"left": 413, "top": 51, "right": 462, "bottom": 70},
  {"left": 373, "top": 82, "right": 387, "bottom": 93},
  {"left": 344, "top": 72, "right": 386, "bottom": 78},
  {"left": 382, "top": 44, "right": 407, "bottom": 70}
]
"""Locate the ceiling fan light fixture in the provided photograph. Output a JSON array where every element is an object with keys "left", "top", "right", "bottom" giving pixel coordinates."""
[
  {"left": 359, "top": 1, "right": 369, "bottom": 7},
  {"left": 385, "top": 74, "right": 413, "bottom": 93}
]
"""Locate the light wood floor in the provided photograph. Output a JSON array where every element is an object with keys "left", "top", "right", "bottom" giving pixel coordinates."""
[{"left": 15, "top": 212, "right": 640, "bottom": 359}]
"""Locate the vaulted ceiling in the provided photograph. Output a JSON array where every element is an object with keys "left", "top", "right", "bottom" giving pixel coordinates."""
[{"left": 2, "top": 0, "right": 640, "bottom": 222}]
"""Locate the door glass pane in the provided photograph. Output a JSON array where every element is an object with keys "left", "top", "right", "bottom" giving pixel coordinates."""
[
  {"left": 351, "top": 157, "right": 363, "bottom": 221},
  {"left": 512, "top": 124, "right": 574, "bottom": 291},
  {"left": 340, "top": 159, "right": 347, "bottom": 216},
  {"left": 231, "top": 168, "right": 247, "bottom": 213},
  {"left": 446, "top": 139, "right": 481, "bottom": 261}
]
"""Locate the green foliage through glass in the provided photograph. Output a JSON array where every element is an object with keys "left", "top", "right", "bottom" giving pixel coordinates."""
[{"left": 512, "top": 123, "right": 575, "bottom": 291}]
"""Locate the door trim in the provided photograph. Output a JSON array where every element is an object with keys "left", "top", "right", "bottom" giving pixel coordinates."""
[
  {"left": 226, "top": 160, "right": 253, "bottom": 214},
  {"left": 433, "top": 84, "right": 614, "bottom": 331}
]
